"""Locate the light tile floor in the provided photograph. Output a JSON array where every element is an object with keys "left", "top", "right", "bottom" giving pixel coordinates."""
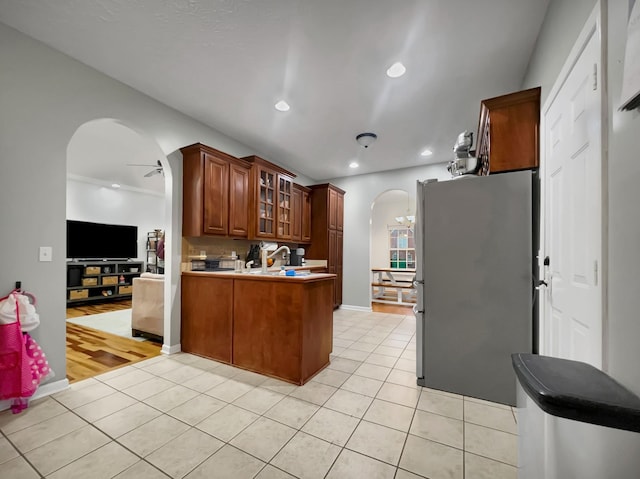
[{"left": 0, "top": 309, "right": 518, "bottom": 478}]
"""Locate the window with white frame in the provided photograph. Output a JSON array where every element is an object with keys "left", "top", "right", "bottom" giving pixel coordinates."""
[{"left": 388, "top": 225, "right": 415, "bottom": 269}]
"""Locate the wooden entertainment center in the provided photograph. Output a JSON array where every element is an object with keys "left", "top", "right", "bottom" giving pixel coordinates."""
[{"left": 66, "top": 260, "right": 144, "bottom": 305}]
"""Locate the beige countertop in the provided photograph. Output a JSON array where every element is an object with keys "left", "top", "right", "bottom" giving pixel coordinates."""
[{"left": 182, "top": 268, "right": 335, "bottom": 282}]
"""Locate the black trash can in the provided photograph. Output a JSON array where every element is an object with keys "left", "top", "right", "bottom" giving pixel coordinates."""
[{"left": 512, "top": 353, "right": 640, "bottom": 479}]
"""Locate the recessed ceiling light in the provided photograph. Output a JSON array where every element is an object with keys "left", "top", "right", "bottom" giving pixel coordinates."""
[
  {"left": 386, "top": 62, "right": 406, "bottom": 78},
  {"left": 274, "top": 100, "right": 290, "bottom": 112},
  {"left": 111, "top": 183, "right": 121, "bottom": 188},
  {"left": 349, "top": 161, "right": 359, "bottom": 169},
  {"left": 421, "top": 149, "right": 433, "bottom": 157}
]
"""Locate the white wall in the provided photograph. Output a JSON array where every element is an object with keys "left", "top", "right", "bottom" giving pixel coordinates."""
[
  {"left": 604, "top": 0, "right": 640, "bottom": 396},
  {"left": 329, "top": 164, "right": 450, "bottom": 309},
  {"left": 66, "top": 178, "right": 165, "bottom": 261},
  {"left": 522, "top": 0, "right": 597, "bottom": 104},
  {"left": 523, "top": 0, "right": 640, "bottom": 395}
]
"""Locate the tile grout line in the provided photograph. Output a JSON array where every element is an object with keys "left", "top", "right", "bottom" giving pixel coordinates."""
[
  {"left": 4, "top": 311, "right": 516, "bottom": 478},
  {"left": 55, "top": 395, "right": 177, "bottom": 477},
  {"left": 0, "top": 425, "right": 45, "bottom": 478}
]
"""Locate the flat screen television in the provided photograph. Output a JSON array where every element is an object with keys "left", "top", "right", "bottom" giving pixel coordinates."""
[{"left": 67, "top": 220, "right": 138, "bottom": 260}]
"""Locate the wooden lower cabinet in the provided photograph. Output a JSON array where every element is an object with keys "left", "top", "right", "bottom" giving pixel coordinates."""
[
  {"left": 233, "top": 279, "right": 333, "bottom": 384},
  {"left": 181, "top": 276, "right": 233, "bottom": 363},
  {"left": 181, "top": 273, "right": 334, "bottom": 385}
]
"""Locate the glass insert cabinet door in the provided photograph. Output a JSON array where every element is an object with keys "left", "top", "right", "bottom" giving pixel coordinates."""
[
  {"left": 259, "top": 169, "right": 275, "bottom": 235},
  {"left": 277, "top": 176, "right": 292, "bottom": 238},
  {"left": 389, "top": 225, "right": 416, "bottom": 269}
]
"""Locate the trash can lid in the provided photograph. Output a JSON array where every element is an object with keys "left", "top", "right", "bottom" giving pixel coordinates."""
[{"left": 512, "top": 353, "right": 640, "bottom": 433}]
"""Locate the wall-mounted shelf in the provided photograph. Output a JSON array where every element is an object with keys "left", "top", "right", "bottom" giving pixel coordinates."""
[{"left": 146, "top": 230, "right": 164, "bottom": 274}]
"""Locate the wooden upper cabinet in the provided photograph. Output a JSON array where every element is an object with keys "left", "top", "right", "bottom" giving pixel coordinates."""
[
  {"left": 203, "top": 153, "right": 229, "bottom": 235},
  {"left": 242, "top": 155, "right": 296, "bottom": 241},
  {"left": 291, "top": 185, "right": 302, "bottom": 242},
  {"left": 229, "top": 162, "right": 250, "bottom": 237},
  {"left": 181, "top": 143, "right": 250, "bottom": 237},
  {"left": 292, "top": 184, "right": 312, "bottom": 244},
  {"left": 301, "top": 187, "right": 312, "bottom": 243},
  {"left": 336, "top": 192, "right": 344, "bottom": 231},
  {"left": 277, "top": 174, "right": 293, "bottom": 240},
  {"left": 476, "top": 86, "right": 541, "bottom": 175},
  {"left": 328, "top": 188, "right": 338, "bottom": 230}
]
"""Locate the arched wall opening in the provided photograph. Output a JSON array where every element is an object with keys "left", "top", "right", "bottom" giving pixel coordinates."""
[
  {"left": 369, "top": 189, "right": 416, "bottom": 307},
  {"left": 66, "top": 118, "right": 179, "bottom": 356}
]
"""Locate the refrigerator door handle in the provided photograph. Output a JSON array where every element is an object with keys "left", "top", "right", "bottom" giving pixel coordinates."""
[
  {"left": 414, "top": 308, "right": 424, "bottom": 382},
  {"left": 414, "top": 280, "right": 424, "bottom": 314}
]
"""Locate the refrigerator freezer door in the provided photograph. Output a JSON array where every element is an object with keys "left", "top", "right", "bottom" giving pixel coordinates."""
[{"left": 421, "top": 170, "right": 533, "bottom": 406}]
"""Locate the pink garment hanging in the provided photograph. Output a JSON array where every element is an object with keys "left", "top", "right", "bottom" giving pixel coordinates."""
[{"left": 0, "top": 291, "right": 49, "bottom": 413}]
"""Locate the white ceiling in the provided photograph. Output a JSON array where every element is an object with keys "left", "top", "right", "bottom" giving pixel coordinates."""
[{"left": 0, "top": 0, "right": 550, "bottom": 191}]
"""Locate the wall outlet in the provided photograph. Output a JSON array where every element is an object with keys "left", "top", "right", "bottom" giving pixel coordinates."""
[{"left": 39, "top": 246, "right": 52, "bottom": 262}]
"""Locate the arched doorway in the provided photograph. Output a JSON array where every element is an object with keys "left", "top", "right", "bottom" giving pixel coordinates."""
[
  {"left": 370, "top": 189, "right": 416, "bottom": 314},
  {"left": 65, "top": 118, "right": 175, "bottom": 380}
]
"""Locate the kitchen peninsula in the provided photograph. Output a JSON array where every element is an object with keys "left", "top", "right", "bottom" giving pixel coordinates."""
[{"left": 181, "top": 270, "right": 335, "bottom": 385}]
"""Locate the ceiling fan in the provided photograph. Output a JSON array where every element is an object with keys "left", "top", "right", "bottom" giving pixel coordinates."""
[{"left": 126, "top": 160, "right": 163, "bottom": 177}]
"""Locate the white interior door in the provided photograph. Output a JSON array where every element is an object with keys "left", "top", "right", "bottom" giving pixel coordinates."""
[{"left": 542, "top": 20, "right": 602, "bottom": 368}]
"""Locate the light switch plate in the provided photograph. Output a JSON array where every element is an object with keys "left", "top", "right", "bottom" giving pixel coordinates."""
[{"left": 39, "top": 246, "right": 52, "bottom": 262}]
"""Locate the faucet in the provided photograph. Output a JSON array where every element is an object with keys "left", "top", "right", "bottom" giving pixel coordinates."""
[{"left": 261, "top": 245, "right": 291, "bottom": 273}]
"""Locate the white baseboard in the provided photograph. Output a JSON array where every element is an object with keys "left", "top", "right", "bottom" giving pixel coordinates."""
[
  {"left": 339, "top": 304, "right": 372, "bottom": 312},
  {"left": 0, "top": 378, "right": 70, "bottom": 412},
  {"left": 161, "top": 343, "right": 181, "bottom": 355},
  {"left": 33, "top": 378, "right": 70, "bottom": 398}
]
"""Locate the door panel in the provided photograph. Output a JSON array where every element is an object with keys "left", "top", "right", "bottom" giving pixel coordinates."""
[
  {"left": 203, "top": 153, "right": 229, "bottom": 235},
  {"left": 543, "top": 29, "right": 601, "bottom": 368},
  {"left": 229, "top": 163, "right": 249, "bottom": 237},
  {"left": 291, "top": 186, "right": 302, "bottom": 242}
]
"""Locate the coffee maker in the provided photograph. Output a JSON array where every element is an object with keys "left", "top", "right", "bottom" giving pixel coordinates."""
[{"left": 288, "top": 248, "right": 305, "bottom": 266}]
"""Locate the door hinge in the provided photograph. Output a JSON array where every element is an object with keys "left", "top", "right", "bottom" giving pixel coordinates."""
[
  {"left": 594, "top": 260, "right": 598, "bottom": 286},
  {"left": 593, "top": 63, "right": 598, "bottom": 91}
]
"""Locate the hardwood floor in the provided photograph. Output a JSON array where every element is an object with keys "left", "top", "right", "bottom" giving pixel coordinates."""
[
  {"left": 371, "top": 302, "right": 415, "bottom": 315},
  {"left": 65, "top": 300, "right": 161, "bottom": 383},
  {"left": 66, "top": 299, "right": 132, "bottom": 319}
]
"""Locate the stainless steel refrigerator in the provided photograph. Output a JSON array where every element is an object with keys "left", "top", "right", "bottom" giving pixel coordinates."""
[{"left": 414, "top": 170, "right": 537, "bottom": 406}]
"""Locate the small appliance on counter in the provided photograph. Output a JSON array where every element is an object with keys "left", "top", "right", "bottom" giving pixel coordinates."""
[
  {"left": 246, "top": 244, "right": 262, "bottom": 267},
  {"left": 289, "top": 248, "right": 306, "bottom": 266}
]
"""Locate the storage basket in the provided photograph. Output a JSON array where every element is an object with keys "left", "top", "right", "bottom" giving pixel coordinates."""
[
  {"left": 69, "top": 289, "right": 88, "bottom": 300},
  {"left": 118, "top": 285, "right": 132, "bottom": 295}
]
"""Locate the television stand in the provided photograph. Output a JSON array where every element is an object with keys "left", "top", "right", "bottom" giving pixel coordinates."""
[{"left": 66, "top": 260, "right": 144, "bottom": 305}]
